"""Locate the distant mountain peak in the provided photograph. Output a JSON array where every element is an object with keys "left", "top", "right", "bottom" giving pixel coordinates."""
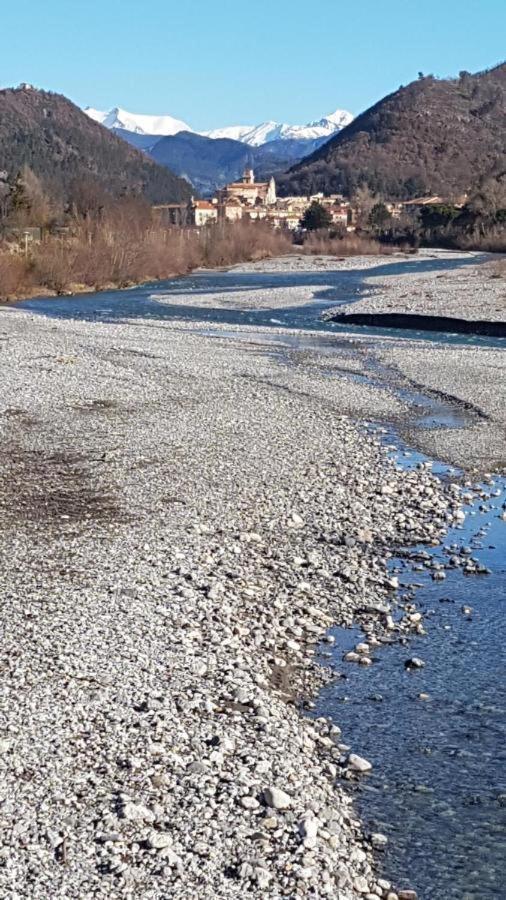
[
  {"left": 85, "top": 105, "right": 354, "bottom": 146},
  {"left": 317, "top": 109, "right": 354, "bottom": 127},
  {"left": 203, "top": 110, "right": 354, "bottom": 146},
  {"left": 84, "top": 106, "right": 192, "bottom": 136}
]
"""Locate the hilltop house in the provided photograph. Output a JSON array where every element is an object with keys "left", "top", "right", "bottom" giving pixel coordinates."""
[
  {"left": 191, "top": 199, "right": 219, "bottom": 226},
  {"left": 153, "top": 198, "right": 218, "bottom": 227}
]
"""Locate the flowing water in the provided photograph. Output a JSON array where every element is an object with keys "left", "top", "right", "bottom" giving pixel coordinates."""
[
  {"left": 14, "top": 254, "right": 506, "bottom": 898},
  {"left": 17, "top": 254, "right": 506, "bottom": 350},
  {"left": 315, "top": 433, "right": 506, "bottom": 900}
]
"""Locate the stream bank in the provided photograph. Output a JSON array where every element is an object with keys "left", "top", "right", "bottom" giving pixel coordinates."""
[
  {"left": 2, "top": 251, "right": 505, "bottom": 898},
  {"left": 328, "top": 310, "right": 506, "bottom": 338},
  {"left": 314, "top": 426, "right": 506, "bottom": 900}
]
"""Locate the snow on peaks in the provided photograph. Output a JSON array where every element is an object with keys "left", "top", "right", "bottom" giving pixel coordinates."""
[
  {"left": 322, "top": 109, "right": 354, "bottom": 128},
  {"left": 84, "top": 106, "right": 192, "bottom": 136},
  {"left": 84, "top": 105, "right": 353, "bottom": 144},
  {"left": 202, "top": 125, "right": 256, "bottom": 142},
  {"left": 202, "top": 122, "right": 286, "bottom": 146},
  {"left": 85, "top": 107, "right": 109, "bottom": 125},
  {"left": 204, "top": 110, "right": 354, "bottom": 146}
]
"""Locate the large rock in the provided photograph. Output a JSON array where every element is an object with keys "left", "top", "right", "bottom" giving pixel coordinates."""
[
  {"left": 146, "top": 831, "right": 173, "bottom": 850},
  {"left": 348, "top": 753, "right": 373, "bottom": 773},
  {"left": 261, "top": 786, "right": 292, "bottom": 810},
  {"left": 405, "top": 657, "right": 425, "bottom": 670},
  {"left": 120, "top": 802, "right": 155, "bottom": 823}
]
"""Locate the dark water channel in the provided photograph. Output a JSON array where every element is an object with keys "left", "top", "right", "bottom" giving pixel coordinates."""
[{"left": 15, "top": 254, "right": 506, "bottom": 898}]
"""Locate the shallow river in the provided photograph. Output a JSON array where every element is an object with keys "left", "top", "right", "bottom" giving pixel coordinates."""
[
  {"left": 17, "top": 253, "right": 506, "bottom": 349},
  {"left": 16, "top": 255, "right": 506, "bottom": 898},
  {"left": 316, "top": 433, "right": 506, "bottom": 900}
]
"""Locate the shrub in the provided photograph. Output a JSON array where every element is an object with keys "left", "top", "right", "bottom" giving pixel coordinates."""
[
  {"left": 0, "top": 251, "right": 31, "bottom": 299},
  {"left": 301, "top": 231, "right": 395, "bottom": 256},
  {"left": 368, "top": 202, "right": 392, "bottom": 229},
  {"left": 1, "top": 211, "right": 293, "bottom": 301}
]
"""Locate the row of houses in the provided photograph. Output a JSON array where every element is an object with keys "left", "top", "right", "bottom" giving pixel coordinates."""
[
  {"left": 155, "top": 168, "right": 471, "bottom": 233},
  {"left": 154, "top": 169, "right": 354, "bottom": 231}
]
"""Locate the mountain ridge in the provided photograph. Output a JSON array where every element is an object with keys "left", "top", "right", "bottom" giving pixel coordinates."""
[
  {"left": 0, "top": 86, "right": 193, "bottom": 204},
  {"left": 84, "top": 105, "right": 353, "bottom": 146},
  {"left": 86, "top": 106, "right": 192, "bottom": 137},
  {"left": 146, "top": 130, "right": 330, "bottom": 195},
  {"left": 280, "top": 63, "right": 506, "bottom": 199},
  {"left": 202, "top": 109, "right": 353, "bottom": 145}
]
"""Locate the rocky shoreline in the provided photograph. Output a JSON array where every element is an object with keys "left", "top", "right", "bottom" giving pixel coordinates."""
[
  {"left": 379, "top": 342, "right": 506, "bottom": 474},
  {"left": 4, "top": 246, "right": 506, "bottom": 897},
  {"left": 0, "top": 298, "right": 469, "bottom": 899}
]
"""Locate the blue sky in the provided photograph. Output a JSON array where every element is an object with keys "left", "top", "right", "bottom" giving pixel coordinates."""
[{"left": 2, "top": 0, "right": 504, "bottom": 127}]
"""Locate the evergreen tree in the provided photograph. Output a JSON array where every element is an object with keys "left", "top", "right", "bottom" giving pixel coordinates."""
[
  {"left": 9, "top": 171, "right": 30, "bottom": 215},
  {"left": 368, "top": 202, "right": 392, "bottom": 229},
  {"left": 300, "top": 201, "right": 332, "bottom": 231}
]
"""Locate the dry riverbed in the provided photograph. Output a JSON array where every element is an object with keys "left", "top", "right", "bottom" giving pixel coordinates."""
[
  {"left": 0, "top": 299, "right": 465, "bottom": 900},
  {"left": 2, "top": 250, "right": 505, "bottom": 899},
  {"left": 381, "top": 342, "right": 506, "bottom": 473}
]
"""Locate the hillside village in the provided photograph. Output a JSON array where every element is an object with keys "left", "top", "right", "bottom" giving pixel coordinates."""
[
  {"left": 155, "top": 168, "right": 355, "bottom": 230},
  {"left": 0, "top": 69, "right": 502, "bottom": 260},
  {"left": 154, "top": 167, "right": 464, "bottom": 233}
]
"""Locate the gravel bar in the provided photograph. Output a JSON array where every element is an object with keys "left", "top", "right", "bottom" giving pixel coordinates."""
[
  {"left": 334, "top": 249, "right": 506, "bottom": 322},
  {"left": 0, "top": 300, "right": 463, "bottom": 899},
  {"left": 380, "top": 342, "right": 506, "bottom": 473},
  {"left": 150, "top": 253, "right": 410, "bottom": 311}
]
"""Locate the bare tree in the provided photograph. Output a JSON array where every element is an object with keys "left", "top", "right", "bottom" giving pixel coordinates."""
[{"left": 352, "top": 185, "right": 378, "bottom": 227}]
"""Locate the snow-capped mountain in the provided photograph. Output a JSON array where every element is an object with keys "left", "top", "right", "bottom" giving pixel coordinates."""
[
  {"left": 85, "top": 106, "right": 353, "bottom": 145},
  {"left": 200, "top": 124, "right": 256, "bottom": 143},
  {"left": 85, "top": 106, "right": 192, "bottom": 137},
  {"left": 203, "top": 110, "right": 353, "bottom": 146}
]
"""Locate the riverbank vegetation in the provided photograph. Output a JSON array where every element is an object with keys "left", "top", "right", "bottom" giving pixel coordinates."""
[
  {"left": 0, "top": 197, "right": 293, "bottom": 301},
  {"left": 0, "top": 176, "right": 401, "bottom": 303},
  {"left": 361, "top": 176, "right": 506, "bottom": 253},
  {"left": 3, "top": 167, "right": 502, "bottom": 305},
  {"left": 0, "top": 219, "right": 404, "bottom": 302},
  {"left": 300, "top": 231, "right": 396, "bottom": 256}
]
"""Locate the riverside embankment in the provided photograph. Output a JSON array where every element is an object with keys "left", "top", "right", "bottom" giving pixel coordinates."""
[{"left": 1, "top": 252, "right": 504, "bottom": 898}]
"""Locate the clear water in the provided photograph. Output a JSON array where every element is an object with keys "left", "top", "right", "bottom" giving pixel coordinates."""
[
  {"left": 315, "top": 440, "right": 506, "bottom": 899},
  {"left": 15, "top": 254, "right": 506, "bottom": 350}
]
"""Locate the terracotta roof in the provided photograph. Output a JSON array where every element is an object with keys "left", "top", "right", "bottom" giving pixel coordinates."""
[
  {"left": 194, "top": 201, "right": 216, "bottom": 209},
  {"left": 226, "top": 182, "right": 269, "bottom": 190}
]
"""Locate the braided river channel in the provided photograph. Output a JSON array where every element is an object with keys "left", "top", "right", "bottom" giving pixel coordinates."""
[{"left": 18, "top": 254, "right": 506, "bottom": 898}]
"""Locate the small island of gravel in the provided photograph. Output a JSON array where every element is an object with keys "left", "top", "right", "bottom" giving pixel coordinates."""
[
  {"left": 336, "top": 250, "right": 506, "bottom": 322},
  {"left": 326, "top": 249, "right": 506, "bottom": 337}
]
